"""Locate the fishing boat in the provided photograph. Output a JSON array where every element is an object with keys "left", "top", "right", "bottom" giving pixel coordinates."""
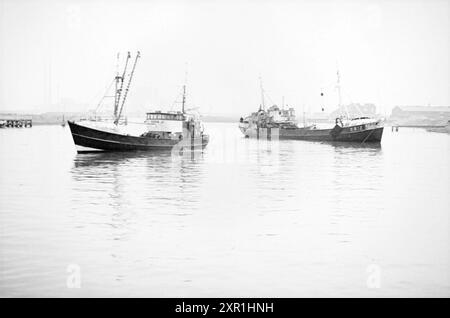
[
  {"left": 239, "top": 73, "right": 383, "bottom": 143},
  {"left": 68, "top": 52, "right": 209, "bottom": 153}
]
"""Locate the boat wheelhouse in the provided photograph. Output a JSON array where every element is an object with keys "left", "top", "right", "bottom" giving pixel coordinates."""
[{"left": 145, "top": 111, "right": 185, "bottom": 121}]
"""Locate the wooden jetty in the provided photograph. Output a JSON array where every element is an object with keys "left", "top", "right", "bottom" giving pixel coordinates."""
[{"left": 0, "top": 118, "right": 32, "bottom": 128}]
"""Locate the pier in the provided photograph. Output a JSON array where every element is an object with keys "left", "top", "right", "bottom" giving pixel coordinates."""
[{"left": 0, "top": 118, "right": 33, "bottom": 128}]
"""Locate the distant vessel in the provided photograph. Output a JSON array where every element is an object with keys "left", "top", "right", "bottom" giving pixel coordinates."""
[
  {"left": 425, "top": 120, "right": 450, "bottom": 134},
  {"left": 239, "top": 73, "right": 383, "bottom": 143},
  {"left": 68, "top": 52, "right": 209, "bottom": 153}
]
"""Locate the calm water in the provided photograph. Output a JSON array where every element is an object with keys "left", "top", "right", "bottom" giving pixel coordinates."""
[{"left": 0, "top": 123, "right": 449, "bottom": 297}]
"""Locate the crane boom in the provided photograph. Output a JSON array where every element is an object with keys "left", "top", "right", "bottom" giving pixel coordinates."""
[
  {"left": 114, "top": 51, "right": 131, "bottom": 120},
  {"left": 115, "top": 51, "right": 140, "bottom": 124}
]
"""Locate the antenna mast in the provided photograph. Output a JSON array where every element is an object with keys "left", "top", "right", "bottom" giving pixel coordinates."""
[{"left": 115, "top": 51, "right": 140, "bottom": 125}]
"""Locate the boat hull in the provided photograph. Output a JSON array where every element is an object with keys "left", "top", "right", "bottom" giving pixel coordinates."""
[
  {"left": 240, "top": 124, "right": 383, "bottom": 143},
  {"left": 68, "top": 121, "right": 209, "bottom": 153}
]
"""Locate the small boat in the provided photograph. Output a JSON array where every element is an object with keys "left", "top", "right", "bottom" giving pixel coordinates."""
[
  {"left": 0, "top": 120, "right": 6, "bottom": 128},
  {"left": 239, "top": 73, "right": 383, "bottom": 143},
  {"left": 68, "top": 51, "right": 209, "bottom": 153}
]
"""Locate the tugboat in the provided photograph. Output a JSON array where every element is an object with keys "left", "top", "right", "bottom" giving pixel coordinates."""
[
  {"left": 68, "top": 52, "right": 209, "bottom": 153},
  {"left": 239, "top": 73, "right": 383, "bottom": 143}
]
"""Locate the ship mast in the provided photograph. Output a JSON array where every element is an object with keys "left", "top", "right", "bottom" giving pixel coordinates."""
[
  {"left": 181, "top": 65, "right": 188, "bottom": 114},
  {"left": 303, "top": 105, "right": 307, "bottom": 127},
  {"left": 114, "top": 52, "right": 131, "bottom": 119},
  {"left": 181, "top": 84, "right": 186, "bottom": 114},
  {"left": 115, "top": 51, "right": 140, "bottom": 125},
  {"left": 113, "top": 53, "right": 120, "bottom": 118},
  {"left": 336, "top": 70, "right": 342, "bottom": 108},
  {"left": 336, "top": 69, "right": 349, "bottom": 118},
  {"left": 259, "top": 77, "right": 265, "bottom": 111}
]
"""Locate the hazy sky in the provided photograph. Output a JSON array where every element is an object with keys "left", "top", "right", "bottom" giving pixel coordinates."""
[{"left": 0, "top": 0, "right": 448, "bottom": 115}]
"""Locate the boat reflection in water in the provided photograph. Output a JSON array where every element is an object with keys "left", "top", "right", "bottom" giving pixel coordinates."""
[
  {"left": 325, "top": 140, "right": 382, "bottom": 150},
  {"left": 72, "top": 147, "right": 205, "bottom": 172}
]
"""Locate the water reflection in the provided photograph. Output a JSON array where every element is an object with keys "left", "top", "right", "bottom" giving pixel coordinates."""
[
  {"left": 328, "top": 141, "right": 382, "bottom": 149},
  {"left": 1, "top": 124, "right": 448, "bottom": 297},
  {"left": 72, "top": 150, "right": 172, "bottom": 169},
  {"left": 70, "top": 150, "right": 207, "bottom": 219}
]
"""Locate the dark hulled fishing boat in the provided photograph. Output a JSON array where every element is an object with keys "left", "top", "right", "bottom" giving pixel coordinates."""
[
  {"left": 239, "top": 115, "right": 383, "bottom": 142},
  {"left": 69, "top": 112, "right": 209, "bottom": 153},
  {"left": 68, "top": 52, "right": 209, "bottom": 153},
  {"left": 239, "top": 73, "right": 384, "bottom": 143}
]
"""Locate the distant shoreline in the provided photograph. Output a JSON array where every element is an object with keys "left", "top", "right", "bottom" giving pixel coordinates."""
[{"left": 0, "top": 112, "right": 241, "bottom": 125}]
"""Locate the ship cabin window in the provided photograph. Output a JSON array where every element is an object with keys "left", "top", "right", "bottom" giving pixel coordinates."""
[{"left": 146, "top": 113, "right": 185, "bottom": 121}]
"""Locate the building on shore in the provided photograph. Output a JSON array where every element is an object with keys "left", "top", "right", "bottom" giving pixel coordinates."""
[{"left": 390, "top": 106, "right": 450, "bottom": 127}]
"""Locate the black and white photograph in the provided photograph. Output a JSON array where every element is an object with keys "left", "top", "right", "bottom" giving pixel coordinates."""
[{"left": 0, "top": 0, "right": 449, "bottom": 303}]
